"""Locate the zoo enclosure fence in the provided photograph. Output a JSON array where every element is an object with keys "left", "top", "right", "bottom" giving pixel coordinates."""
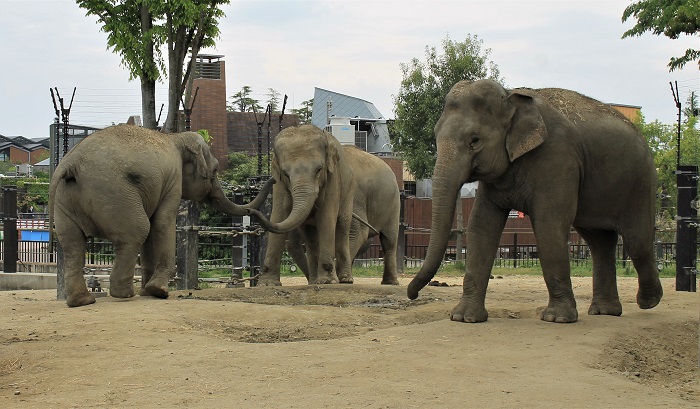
[{"left": 0, "top": 223, "right": 685, "bottom": 276}]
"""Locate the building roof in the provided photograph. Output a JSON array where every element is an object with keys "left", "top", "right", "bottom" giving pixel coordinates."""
[
  {"left": 0, "top": 134, "right": 50, "bottom": 150},
  {"left": 311, "top": 88, "right": 385, "bottom": 129}
]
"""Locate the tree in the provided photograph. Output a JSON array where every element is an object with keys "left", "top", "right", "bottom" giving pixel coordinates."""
[
  {"left": 683, "top": 91, "right": 699, "bottom": 120},
  {"left": 221, "top": 152, "right": 268, "bottom": 185},
  {"left": 266, "top": 88, "right": 281, "bottom": 113},
  {"left": 636, "top": 104, "right": 699, "bottom": 225},
  {"left": 290, "top": 98, "right": 313, "bottom": 124},
  {"left": 621, "top": 0, "right": 700, "bottom": 71},
  {"left": 392, "top": 34, "right": 502, "bottom": 180},
  {"left": 227, "top": 86, "right": 263, "bottom": 112},
  {"left": 162, "top": 0, "right": 229, "bottom": 133},
  {"left": 77, "top": 0, "right": 229, "bottom": 131},
  {"left": 77, "top": 0, "right": 162, "bottom": 128}
]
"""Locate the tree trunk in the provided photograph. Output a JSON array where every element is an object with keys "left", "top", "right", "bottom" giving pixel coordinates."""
[
  {"left": 139, "top": 3, "right": 157, "bottom": 129},
  {"left": 140, "top": 78, "right": 157, "bottom": 129}
]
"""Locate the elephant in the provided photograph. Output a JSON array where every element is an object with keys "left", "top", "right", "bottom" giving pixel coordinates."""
[
  {"left": 252, "top": 125, "right": 355, "bottom": 285},
  {"left": 406, "top": 79, "right": 663, "bottom": 323},
  {"left": 275, "top": 145, "right": 401, "bottom": 285},
  {"left": 49, "top": 124, "right": 273, "bottom": 307}
]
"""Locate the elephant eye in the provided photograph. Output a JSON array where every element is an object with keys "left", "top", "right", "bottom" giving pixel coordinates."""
[{"left": 470, "top": 136, "right": 481, "bottom": 149}]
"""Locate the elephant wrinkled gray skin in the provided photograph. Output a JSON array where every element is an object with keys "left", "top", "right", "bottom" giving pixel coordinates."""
[
  {"left": 252, "top": 125, "right": 355, "bottom": 285},
  {"left": 273, "top": 145, "right": 401, "bottom": 285},
  {"left": 407, "top": 79, "right": 663, "bottom": 323},
  {"left": 50, "top": 124, "right": 273, "bottom": 307}
]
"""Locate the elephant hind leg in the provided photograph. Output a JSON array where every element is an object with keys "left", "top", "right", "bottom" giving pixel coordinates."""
[
  {"left": 56, "top": 217, "right": 93, "bottom": 307},
  {"left": 576, "top": 228, "right": 622, "bottom": 316},
  {"left": 621, "top": 228, "right": 663, "bottom": 310},
  {"left": 109, "top": 241, "right": 143, "bottom": 299},
  {"left": 379, "top": 231, "right": 399, "bottom": 285}
]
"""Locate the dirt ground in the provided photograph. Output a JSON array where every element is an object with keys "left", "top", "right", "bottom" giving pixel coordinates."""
[{"left": 0, "top": 274, "right": 697, "bottom": 408}]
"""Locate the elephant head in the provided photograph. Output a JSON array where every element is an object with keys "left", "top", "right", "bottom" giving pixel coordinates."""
[
  {"left": 175, "top": 132, "right": 274, "bottom": 215},
  {"left": 408, "top": 79, "right": 548, "bottom": 299},
  {"left": 251, "top": 125, "right": 339, "bottom": 234}
]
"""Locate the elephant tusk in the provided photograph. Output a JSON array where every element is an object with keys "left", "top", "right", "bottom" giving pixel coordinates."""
[{"left": 352, "top": 213, "right": 379, "bottom": 235}]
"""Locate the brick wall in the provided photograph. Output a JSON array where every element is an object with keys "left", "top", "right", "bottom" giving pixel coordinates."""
[{"left": 188, "top": 61, "right": 228, "bottom": 169}]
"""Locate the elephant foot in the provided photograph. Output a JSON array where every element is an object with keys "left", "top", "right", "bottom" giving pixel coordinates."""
[
  {"left": 257, "top": 275, "right": 282, "bottom": 286},
  {"left": 109, "top": 285, "right": 135, "bottom": 299},
  {"left": 381, "top": 275, "right": 400, "bottom": 285},
  {"left": 66, "top": 291, "right": 96, "bottom": 307},
  {"left": 588, "top": 298, "right": 622, "bottom": 316},
  {"left": 450, "top": 298, "right": 488, "bottom": 323},
  {"left": 143, "top": 282, "right": 169, "bottom": 299},
  {"left": 338, "top": 273, "right": 354, "bottom": 284},
  {"left": 637, "top": 280, "right": 663, "bottom": 309},
  {"left": 314, "top": 272, "right": 339, "bottom": 284},
  {"left": 540, "top": 301, "right": 578, "bottom": 323}
]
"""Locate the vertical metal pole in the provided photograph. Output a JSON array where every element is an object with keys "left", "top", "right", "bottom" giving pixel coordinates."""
[
  {"left": 229, "top": 192, "right": 244, "bottom": 286},
  {"left": 676, "top": 165, "right": 698, "bottom": 292},
  {"left": 512, "top": 232, "right": 518, "bottom": 268},
  {"left": 2, "top": 186, "right": 17, "bottom": 273},
  {"left": 176, "top": 201, "right": 200, "bottom": 290},
  {"left": 397, "top": 191, "right": 406, "bottom": 274}
]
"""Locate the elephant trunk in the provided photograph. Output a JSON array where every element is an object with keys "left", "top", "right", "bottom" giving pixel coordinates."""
[
  {"left": 208, "top": 178, "right": 274, "bottom": 216},
  {"left": 407, "top": 152, "right": 463, "bottom": 299},
  {"left": 251, "top": 180, "right": 318, "bottom": 234}
]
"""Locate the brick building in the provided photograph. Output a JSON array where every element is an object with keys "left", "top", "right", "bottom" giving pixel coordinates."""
[{"left": 184, "top": 54, "right": 299, "bottom": 171}]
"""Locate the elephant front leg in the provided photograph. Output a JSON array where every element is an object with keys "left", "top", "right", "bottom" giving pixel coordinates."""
[
  {"left": 335, "top": 213, "right": 354, "bottom": 284},
  {"left": 259, "top": 231, "right": 288, "bottom": 286},
  {"left": 451, "top": 202, "right": 508, "bottom": 322},
  {"left": 313, "top": 222, "right": 339, "bottom": 285}
]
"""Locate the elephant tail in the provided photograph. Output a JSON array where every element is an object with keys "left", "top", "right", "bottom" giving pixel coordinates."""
[
  {"left": 352, "top": 212, "right": 379, "bottom": 235},
  {"left": 49, "top": 163, "right": 78, "bottom": 222}
]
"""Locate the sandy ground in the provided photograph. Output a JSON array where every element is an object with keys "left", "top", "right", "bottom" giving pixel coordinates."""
[{"left": 0, "top": 274, "right": 697, "bottom": 408}]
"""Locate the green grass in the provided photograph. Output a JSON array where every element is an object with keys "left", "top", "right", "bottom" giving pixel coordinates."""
[{"left": 194, "top": 260, "right": 679, "bottom": 280}]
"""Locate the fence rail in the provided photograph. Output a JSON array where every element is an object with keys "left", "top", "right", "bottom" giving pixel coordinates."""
[{"left": 1, "top": 237, "right": 686, "bottom": 273}]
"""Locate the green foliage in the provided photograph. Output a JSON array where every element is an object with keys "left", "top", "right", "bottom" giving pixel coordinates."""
[
  {"left": 197, "top": 129, "right": 213, "bottom": 144},
  {"left": 266, "top": 88, "right": 281, "bottom": 113},
  {"left": 221, "top": 152, "right": 269, "bottom": 185},
  {"left": 76, "top": 0, "right": 230, "bottom": 130},
  {"left": 227, "top": 85, "right": 264, "bottom": 113},
  {"left": 290, "top": 98, "right": 313, "bottom": 124},
  {"left": 392, "top": 34, "right": 503, "bottom": 180},
  {"left": 635, "top": 101, "right": 699, "bottom": 238},
  {"left": 0, "top": 177, "right": 50, "bottom": 211},
  {"left": 621, "top": 0, "right": 700, "bottom": 71}
]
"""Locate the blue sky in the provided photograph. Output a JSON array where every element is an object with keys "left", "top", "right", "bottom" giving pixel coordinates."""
[{"left": 1, "top": 0, "right": 698, "bottom": 139}]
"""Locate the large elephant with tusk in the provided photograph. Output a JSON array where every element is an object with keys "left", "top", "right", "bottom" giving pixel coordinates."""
[{"left": 406, "top": 79, "right": 663, "bottom": 323}]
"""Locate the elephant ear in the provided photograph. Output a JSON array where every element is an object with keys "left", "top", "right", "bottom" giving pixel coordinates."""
[
  {"left": 504, "top": 91, "right": 548, "bottom": 162},
  {"left": 325, "top": 132, "right": 339, "bottom": 174},
  {"left": 183, "top": 134, "right": 209, "bottom": 179},
  {"left": 271, "top": 154, "right": 281, "bottom": 180}
]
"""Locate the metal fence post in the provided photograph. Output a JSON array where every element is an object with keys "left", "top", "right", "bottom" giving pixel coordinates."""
[
  {"left": 397, "top": 191, "right": 406, "bottom": 274},
  {"left": 2, "top": 186, "right": 18, "bottom": 273},
  {"left": 176, "top": 200, "right": 199, "bottom": 290},
  {"left": 676, "top": 165, "right": 698, "bottom": 292}
]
